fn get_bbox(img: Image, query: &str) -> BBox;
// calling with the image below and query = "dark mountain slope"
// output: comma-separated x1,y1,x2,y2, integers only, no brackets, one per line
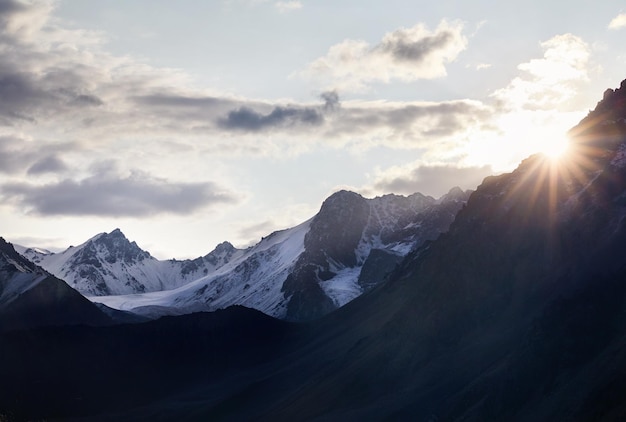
0,238,111,331
0,306,297,421
245,80,626,421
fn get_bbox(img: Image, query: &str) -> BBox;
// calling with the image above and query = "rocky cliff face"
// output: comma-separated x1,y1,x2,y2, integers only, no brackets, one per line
281,187,470,321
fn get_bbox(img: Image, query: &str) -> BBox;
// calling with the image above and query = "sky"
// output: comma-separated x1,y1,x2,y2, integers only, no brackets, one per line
1,0,625,259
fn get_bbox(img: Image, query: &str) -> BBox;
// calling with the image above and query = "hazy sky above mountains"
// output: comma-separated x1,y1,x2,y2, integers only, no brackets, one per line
1,0,625,258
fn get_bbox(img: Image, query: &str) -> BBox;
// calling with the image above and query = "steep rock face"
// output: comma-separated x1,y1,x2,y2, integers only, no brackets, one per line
304,190,371,268
0,238,111,331
281,188,471,321
281,191,370,321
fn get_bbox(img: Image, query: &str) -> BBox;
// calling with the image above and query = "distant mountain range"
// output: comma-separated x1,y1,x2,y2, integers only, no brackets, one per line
16,187,470,321
2,79,626,421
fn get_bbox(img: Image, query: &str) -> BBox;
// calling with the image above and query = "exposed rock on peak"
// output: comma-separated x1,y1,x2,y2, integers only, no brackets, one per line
306,190,370,268
281,188,471,321
89,229,151,265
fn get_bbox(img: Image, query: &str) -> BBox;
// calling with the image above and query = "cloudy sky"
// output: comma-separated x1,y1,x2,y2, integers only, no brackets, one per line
1,0,625,258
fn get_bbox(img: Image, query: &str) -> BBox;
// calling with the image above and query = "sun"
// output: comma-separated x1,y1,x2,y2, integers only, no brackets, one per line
540,135,571,159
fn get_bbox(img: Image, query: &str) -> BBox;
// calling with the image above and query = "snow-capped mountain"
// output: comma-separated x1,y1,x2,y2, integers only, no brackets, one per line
81,187,470,321
16,229,244,296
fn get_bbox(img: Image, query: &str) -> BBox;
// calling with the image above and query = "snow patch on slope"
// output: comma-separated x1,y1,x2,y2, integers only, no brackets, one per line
319,266,362,307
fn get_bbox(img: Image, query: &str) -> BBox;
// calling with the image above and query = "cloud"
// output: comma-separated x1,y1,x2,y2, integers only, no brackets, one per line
0,1,106,125
608,13,626,30
274,1,302,13
299,20,467,91
0,3,488,157
320,90,340,111
237,220,278,242
0,135,73,175
365,163,494,198
27,155,68,175
0,0,52,40
491,34,590,111
1,166,240,217
218,105,324,132
327,99,493,147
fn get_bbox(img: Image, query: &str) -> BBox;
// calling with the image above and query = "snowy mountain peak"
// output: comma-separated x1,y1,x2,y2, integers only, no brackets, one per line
85,229,152,265
210,241,236,255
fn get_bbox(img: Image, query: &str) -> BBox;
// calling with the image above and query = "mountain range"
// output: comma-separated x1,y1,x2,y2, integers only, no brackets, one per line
17,187,470,321
1,79,626,421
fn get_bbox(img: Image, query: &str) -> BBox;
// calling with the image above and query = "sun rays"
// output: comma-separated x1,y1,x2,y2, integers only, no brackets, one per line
496,128,614,261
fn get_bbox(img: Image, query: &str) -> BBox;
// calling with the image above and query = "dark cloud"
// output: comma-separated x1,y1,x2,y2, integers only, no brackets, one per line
0,0,25,18
0,71,49,120
1,170,240,217
0,0,104,123
320,90,340,111
0,136,75,175
72,94,104,107
218,105,324,132
27,155,68,175
373,164,494,198
0,68,103,122
329,100,493,143
300,21,467,89
133,94,223,108
381,31,453,63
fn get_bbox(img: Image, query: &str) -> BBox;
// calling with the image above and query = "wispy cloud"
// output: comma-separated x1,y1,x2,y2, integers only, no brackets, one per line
299,20,467,91
608,13,626,30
